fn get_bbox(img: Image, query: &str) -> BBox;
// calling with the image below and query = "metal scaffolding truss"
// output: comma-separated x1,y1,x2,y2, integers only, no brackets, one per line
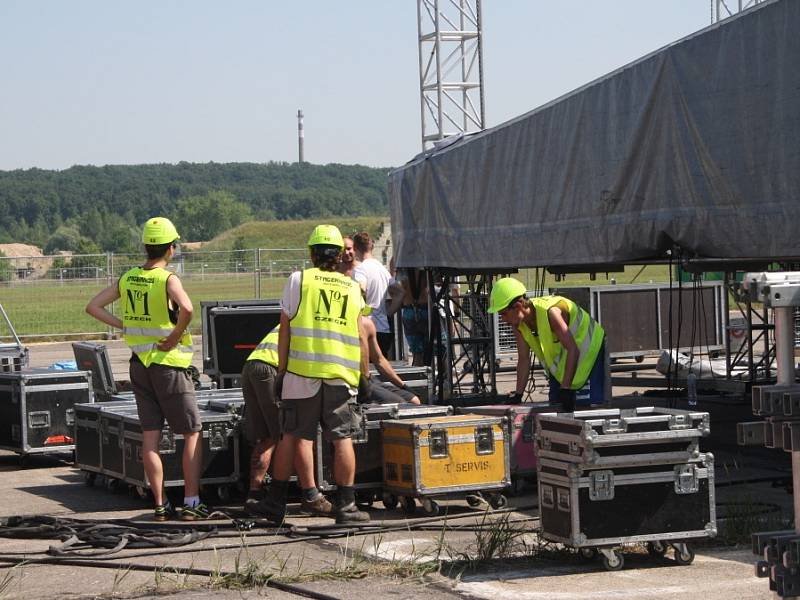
426,270,513,403
711,0,765,23
416,0,485,150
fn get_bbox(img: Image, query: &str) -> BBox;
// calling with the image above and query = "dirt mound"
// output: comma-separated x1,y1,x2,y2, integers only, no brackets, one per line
0,243,53,279
0,243,43,258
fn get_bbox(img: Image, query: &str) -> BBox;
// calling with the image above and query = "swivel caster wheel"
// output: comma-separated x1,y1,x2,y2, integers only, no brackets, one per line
401,496,416,515
84,472,97,487
421,498,439,516
672,543,695,566
578,547,598,561
489,494,507,509
646,541,668,557
466,494,483,508
382,493,398,511
599,548,624,571
134,485,150,500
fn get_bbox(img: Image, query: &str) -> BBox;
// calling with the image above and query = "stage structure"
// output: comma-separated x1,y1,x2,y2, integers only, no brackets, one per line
395,0,800,402
416,0,485,151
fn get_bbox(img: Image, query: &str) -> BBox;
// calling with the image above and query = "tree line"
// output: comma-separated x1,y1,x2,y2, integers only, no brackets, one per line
0,161,391,253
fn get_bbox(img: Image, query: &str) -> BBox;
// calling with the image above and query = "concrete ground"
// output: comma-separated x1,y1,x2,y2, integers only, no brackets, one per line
0,339,789,599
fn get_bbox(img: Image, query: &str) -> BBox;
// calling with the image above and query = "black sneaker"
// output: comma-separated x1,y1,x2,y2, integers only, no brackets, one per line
179,502,210,521
334,501,370,524
153,501,175,521
246,495,286,524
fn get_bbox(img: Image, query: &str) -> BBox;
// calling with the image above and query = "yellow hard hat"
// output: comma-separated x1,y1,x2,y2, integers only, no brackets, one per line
488,277,527,313
141,217,180,245
307,224,344,248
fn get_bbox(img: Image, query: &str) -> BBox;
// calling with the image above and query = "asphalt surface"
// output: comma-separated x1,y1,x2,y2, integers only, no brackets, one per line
0,339,788,599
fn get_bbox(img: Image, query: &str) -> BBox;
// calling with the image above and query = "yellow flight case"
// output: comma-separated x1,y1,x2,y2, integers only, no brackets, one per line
381,414,510,515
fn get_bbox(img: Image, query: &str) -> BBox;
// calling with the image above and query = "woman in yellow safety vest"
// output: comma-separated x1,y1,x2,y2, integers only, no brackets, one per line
86,216,207,521
488,277,606,412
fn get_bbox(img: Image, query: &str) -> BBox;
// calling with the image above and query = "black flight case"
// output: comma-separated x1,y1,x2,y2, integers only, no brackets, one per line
0,368,93,456
536,406,716,571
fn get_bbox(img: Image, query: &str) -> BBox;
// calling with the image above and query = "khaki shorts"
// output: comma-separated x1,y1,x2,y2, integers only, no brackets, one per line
241,359,280,443
280,384,360,441
129,359,201,434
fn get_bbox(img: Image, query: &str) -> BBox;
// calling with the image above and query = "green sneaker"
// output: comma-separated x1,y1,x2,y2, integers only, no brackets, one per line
179,502,210,521
153,501,175,521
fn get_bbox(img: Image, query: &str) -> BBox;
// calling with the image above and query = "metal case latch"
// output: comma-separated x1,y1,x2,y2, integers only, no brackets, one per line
475,426,495,455
602,419,626,434
541,484,554,509
209,425,229,451
669,414,691,430
674,464,699,494
159,430,176,454
429,429,448,458
589,470,615,501
65,408,75,426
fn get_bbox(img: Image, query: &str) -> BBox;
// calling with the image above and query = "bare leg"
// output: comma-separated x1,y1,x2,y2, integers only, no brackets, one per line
331,438,356,486
293,438,316,489
142,429,165,505
248,439,275,491
182,431,203,498
270,433,297,482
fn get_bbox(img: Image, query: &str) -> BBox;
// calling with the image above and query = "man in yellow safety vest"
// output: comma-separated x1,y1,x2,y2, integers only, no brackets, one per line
86,217,207,520
241,324,332,517
250,224,371,524
488,277,606,412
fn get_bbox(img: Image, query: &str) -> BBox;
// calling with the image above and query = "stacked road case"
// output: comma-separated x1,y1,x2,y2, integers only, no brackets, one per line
74,389,245,500
0,368,93,456
381,414,510,515
200,300,281,389
536,406,716,570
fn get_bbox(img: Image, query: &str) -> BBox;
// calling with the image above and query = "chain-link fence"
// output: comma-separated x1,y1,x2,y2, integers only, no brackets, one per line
0,245,390,341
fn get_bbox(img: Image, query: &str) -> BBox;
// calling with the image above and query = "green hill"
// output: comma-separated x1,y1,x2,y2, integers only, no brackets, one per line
199,217,387,253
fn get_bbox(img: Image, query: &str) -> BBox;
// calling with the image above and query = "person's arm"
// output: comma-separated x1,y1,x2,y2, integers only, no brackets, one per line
385,280,404,316
369,330,406,388
358,314,370,377
548,306,579,389
514,328,531,395
158,275,193,351
85,282,123,330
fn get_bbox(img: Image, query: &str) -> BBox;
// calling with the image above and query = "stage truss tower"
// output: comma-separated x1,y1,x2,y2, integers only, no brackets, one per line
416,0,485,151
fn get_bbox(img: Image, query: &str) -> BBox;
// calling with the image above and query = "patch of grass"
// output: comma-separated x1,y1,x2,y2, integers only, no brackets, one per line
714,494,791,546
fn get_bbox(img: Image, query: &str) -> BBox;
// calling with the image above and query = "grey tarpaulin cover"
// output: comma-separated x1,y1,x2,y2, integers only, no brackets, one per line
389,0,799,270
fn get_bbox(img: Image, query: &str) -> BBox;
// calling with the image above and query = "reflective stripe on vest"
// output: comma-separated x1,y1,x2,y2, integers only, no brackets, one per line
119,266,193,369
247,326,279,367
288,268,362,386
518,296,604,389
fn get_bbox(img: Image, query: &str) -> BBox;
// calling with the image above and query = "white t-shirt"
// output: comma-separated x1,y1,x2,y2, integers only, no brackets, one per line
354,257,394,333
279,270,363,399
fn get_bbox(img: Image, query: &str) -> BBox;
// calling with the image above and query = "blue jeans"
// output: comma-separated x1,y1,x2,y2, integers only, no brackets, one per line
548,340,607,407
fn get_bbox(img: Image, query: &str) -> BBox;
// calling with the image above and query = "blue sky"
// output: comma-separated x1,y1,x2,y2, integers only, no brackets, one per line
0,1,714,171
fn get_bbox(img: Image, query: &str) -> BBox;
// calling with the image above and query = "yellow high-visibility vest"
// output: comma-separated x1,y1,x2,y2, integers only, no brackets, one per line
518,296,604,389
119,266,193,368
247,326,279,367
288,268,362,386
